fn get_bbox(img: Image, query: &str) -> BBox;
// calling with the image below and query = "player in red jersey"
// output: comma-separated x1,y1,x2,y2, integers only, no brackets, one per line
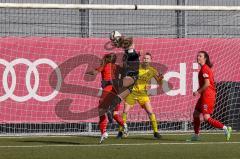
86,53,128,143
190,51,232,141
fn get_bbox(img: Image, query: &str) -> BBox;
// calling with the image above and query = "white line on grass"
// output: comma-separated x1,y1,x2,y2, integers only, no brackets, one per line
0,142,240,148
0,132,239,138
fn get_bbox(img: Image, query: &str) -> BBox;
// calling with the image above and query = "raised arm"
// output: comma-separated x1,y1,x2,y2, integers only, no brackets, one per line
85,66,103,75
153,71,164,86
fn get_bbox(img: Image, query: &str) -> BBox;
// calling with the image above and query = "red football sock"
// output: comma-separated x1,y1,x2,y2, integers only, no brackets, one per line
99,115,107,134
207,117,224,129
193,117,200,135
113,113,124,127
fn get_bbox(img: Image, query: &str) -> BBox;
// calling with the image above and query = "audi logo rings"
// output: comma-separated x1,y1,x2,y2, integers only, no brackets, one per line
0,58,62,102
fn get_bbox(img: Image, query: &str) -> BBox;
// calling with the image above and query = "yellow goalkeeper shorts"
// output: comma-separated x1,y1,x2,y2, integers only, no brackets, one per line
125,91,150,107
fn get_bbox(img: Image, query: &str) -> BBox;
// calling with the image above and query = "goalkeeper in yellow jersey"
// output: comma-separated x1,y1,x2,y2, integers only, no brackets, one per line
117,52,163,139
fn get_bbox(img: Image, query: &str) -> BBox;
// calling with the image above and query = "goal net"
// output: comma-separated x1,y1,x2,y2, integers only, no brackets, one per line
0,2,239,136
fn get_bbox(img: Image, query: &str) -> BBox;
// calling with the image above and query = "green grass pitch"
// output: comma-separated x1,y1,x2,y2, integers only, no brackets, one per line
0,133,239,159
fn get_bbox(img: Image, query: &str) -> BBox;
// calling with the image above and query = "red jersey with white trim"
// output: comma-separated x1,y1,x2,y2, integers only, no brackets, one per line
96,63,117,81
198,64,216,99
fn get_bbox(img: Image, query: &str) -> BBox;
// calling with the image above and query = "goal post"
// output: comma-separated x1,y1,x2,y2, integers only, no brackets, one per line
0,2,239,136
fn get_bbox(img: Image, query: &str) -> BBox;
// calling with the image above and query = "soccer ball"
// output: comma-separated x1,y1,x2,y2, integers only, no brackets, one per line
109,30,122,41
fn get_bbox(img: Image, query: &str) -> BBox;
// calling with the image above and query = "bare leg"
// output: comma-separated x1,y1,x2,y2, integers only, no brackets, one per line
100,76,136,120
117,76,135,99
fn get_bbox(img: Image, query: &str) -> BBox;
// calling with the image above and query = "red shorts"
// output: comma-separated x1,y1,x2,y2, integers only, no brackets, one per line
195,97,215,114
99,85,121,112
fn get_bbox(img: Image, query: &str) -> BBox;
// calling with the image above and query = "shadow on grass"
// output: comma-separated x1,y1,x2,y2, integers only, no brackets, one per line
16,135,191,145
121,136,187,142
15,136,103,145
17,140,84,145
